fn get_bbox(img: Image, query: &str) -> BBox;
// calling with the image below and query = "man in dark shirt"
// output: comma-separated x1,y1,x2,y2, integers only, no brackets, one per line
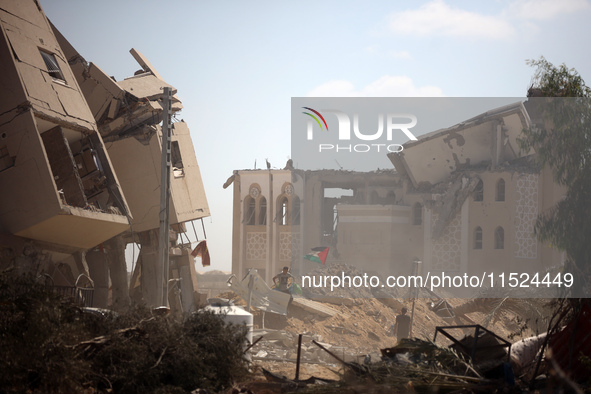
273,266,293,293
391,307,411,340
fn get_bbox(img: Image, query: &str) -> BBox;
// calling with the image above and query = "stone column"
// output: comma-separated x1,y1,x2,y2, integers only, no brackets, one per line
104,235,131,311
86,247,109,308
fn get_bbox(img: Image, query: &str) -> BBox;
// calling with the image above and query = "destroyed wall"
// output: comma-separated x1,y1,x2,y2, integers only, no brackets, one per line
0,0,130,253
106,121,209,232
229,168,429,278
391,102,531,189
297,169,429,276
50,22,212,307
390,102,565,284
51,29,210,229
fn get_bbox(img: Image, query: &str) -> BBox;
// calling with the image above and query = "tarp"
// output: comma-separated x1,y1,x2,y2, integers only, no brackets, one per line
228,269,291,315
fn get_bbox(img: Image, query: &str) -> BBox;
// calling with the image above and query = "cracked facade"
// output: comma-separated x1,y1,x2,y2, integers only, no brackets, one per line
0,0,209,310
230,102,565,291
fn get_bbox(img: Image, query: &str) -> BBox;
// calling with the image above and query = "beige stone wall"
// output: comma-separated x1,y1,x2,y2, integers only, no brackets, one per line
232,170,298,283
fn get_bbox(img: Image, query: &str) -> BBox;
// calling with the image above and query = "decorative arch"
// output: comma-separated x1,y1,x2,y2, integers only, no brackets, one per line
276,182,300,226
245,184,264,226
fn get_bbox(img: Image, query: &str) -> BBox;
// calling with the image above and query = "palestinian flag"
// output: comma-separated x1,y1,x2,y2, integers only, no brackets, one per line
304,247,329,264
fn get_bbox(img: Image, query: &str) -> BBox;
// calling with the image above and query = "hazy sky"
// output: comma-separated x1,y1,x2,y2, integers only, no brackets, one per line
42,0,591,272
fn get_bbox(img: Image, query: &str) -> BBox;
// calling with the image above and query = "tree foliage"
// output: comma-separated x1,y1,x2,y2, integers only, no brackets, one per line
526,57,591,98
0,269,249,392
519,57,591,295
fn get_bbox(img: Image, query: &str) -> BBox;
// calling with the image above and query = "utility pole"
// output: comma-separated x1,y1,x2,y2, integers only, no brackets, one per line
157,87,173,307
409,259,422,337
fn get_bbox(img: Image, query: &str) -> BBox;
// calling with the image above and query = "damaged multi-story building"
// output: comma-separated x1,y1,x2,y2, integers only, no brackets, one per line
229,101,565,291
0,0,209,311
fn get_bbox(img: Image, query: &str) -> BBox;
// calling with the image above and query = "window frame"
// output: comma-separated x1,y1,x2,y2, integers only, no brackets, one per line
473,226,483,249
473,179,484,202
494,226,504,249
495,178,505,202
39,50,66,83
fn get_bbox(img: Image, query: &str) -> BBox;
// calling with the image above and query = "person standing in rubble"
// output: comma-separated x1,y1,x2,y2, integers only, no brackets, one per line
273,266,293,294
390,307,411,341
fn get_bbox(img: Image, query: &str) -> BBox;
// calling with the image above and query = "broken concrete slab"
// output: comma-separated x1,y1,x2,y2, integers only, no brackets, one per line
129,48,165,81
291,297,338,318
118,74,177,101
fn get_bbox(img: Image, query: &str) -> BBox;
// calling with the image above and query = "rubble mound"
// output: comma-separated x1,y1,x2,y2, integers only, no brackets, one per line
300,262,403,300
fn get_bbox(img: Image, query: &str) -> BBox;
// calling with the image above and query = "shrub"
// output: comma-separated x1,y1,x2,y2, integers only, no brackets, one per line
0,269,249,392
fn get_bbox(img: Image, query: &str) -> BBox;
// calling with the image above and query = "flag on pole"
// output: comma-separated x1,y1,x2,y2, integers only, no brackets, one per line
191,240,210,267
304,246,329,264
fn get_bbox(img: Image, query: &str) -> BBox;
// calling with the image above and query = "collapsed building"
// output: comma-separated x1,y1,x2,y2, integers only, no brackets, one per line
228,102,565,291
0,0,209,310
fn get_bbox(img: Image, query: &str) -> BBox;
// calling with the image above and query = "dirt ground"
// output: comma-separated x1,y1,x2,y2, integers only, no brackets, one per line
217,289,552,384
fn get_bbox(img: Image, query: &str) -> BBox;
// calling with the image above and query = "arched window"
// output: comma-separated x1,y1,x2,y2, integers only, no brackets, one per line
496,178,505,202
258,197,267,225
278,196,289,226
473,227,483,249
413,202,422,225
244,197,255,225
291,196,301,225
494,226,504,249
474,179,483,202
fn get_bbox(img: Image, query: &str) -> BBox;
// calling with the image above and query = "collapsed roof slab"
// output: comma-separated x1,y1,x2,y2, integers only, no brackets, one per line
389,102,531,189
118,74,177,101
99,100,162,140
130,48,165,81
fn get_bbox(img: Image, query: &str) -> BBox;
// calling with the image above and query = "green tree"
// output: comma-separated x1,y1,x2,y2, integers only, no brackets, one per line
519,57,591,296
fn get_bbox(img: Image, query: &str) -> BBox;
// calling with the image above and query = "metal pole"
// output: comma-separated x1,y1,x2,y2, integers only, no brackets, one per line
410,297,416,338
295,334,303,380
409,260,421,337
157,87,173,307
247,270,254,312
